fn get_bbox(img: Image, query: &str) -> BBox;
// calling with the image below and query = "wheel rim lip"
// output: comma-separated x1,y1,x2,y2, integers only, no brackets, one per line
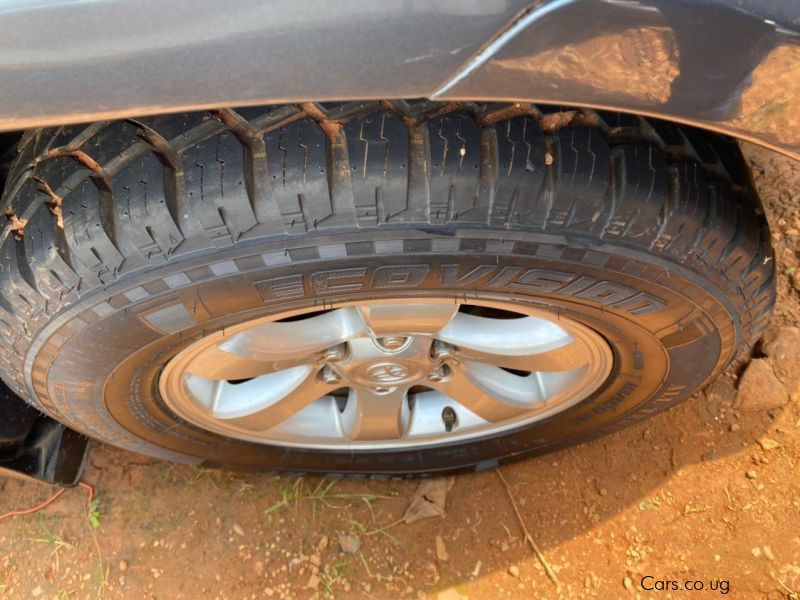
159,298,614,450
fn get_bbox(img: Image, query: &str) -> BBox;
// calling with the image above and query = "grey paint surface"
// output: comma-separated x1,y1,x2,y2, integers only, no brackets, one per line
0,0,530,127
438,0,800,160
0,0,799,159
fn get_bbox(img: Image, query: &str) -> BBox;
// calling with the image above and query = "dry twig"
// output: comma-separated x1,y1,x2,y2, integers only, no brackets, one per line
496,469,560,589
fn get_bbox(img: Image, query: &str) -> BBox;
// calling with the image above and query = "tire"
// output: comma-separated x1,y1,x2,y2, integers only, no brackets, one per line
0,101,775,475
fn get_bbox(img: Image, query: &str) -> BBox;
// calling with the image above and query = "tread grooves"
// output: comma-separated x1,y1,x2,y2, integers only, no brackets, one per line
129,120,207,249
405,124,432,223
0,100,777,423
214,108,287,237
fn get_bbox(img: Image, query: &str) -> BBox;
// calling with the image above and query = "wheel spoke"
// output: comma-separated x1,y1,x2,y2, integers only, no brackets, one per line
185,344,310,381
437,311,595,372
405,390,487,437
427,362,540,422
339,385,410,441
185,366,335,431
357,303,459,335
437,312,574,358
453,339,593,373
268,396,348,440
218,307,366,362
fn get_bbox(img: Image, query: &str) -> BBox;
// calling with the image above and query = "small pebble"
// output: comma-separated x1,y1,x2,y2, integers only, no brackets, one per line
745,470,758,479
508,565,520,578
436,536,449,562
758,437,781,451
623,576,634,590
305,573,320,591
471,561,482,577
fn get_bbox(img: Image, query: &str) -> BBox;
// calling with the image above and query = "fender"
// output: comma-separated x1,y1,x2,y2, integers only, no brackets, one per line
436,0,800,160
0,0,798,160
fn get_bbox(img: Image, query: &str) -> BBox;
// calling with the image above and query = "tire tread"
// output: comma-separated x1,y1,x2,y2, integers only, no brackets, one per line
0,102,776,400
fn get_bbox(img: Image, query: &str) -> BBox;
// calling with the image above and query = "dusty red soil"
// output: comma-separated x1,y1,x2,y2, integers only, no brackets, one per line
1,143,799,600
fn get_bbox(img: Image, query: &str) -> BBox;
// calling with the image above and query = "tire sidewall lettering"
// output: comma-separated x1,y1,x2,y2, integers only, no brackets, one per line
30,247,732,472
260,263,666,316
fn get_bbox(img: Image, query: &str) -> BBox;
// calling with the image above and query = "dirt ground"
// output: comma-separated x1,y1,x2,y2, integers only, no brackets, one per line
1,143,800,600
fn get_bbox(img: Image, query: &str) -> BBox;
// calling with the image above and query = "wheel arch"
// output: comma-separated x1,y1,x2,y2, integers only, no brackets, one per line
0,0,799,161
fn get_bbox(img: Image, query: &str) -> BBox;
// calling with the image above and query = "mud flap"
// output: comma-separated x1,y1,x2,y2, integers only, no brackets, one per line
0,382,90,486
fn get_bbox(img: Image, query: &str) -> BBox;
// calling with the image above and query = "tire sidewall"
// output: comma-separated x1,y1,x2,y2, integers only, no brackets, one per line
26,229,736,474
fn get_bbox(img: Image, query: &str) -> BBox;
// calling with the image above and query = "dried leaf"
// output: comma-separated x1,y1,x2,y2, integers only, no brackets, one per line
337,532,362,554
403,477,455,524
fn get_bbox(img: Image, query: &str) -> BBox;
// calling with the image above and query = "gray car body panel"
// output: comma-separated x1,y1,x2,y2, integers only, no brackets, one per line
0,0,799,160
0,0,532,127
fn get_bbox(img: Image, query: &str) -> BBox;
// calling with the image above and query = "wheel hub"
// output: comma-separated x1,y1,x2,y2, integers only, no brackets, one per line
335,336,437,388
159,299,613,449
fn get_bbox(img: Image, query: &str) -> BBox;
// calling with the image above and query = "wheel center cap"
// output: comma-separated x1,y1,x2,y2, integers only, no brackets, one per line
366,362,410,383
347,358,424,386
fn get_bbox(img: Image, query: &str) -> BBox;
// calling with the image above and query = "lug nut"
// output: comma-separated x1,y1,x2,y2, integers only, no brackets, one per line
428,366,446,382
321,365,341,384
375,336,410,352
431,340,454,360
323,343,347,362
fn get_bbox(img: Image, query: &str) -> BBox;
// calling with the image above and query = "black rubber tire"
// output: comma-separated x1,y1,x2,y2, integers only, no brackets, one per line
0,101,775,475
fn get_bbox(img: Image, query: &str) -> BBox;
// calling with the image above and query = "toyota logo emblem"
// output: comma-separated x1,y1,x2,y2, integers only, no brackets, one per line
366,362,410,383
